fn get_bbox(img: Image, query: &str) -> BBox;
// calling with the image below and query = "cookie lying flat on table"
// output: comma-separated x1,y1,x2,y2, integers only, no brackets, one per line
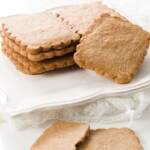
74,14,150,84
55,1,121,35
31,120,89,150
2,44,75,74
2,35,75,61
78,128,143,150
1,11,80,54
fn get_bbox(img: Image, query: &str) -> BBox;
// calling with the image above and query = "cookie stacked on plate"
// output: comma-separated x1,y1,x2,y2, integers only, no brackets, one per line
55,1,121,35
1,11,80,74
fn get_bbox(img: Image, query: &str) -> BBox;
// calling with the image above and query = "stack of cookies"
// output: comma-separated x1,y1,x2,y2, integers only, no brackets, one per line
0,2,119,75
0,1,150,83
0,11,80,74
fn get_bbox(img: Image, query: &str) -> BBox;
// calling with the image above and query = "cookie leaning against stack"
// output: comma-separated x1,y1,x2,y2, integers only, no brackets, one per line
1,11,80,74
74,14,150,83
31,121,89,150
56,1,150,83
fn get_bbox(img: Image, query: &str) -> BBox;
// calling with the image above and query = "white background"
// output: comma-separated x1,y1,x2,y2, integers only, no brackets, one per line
0,0,150,150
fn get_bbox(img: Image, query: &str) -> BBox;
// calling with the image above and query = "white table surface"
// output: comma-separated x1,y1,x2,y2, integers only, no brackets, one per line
0,0,150,150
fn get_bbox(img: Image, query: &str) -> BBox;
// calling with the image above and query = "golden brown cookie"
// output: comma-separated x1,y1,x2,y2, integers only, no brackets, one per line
1,11,80,53
78,128,143,150
2,34,76,61
55,2,121,35
31,120,89,150
74,14,150,84
2,43,75,74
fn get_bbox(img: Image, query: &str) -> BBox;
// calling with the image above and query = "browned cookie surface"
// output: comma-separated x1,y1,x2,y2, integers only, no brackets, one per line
78,128,143,150
2,34,76,61
2,43,75,74
74,14,150,83
31,120,89,150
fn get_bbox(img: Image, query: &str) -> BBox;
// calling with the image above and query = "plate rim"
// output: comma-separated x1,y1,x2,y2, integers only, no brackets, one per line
3,78,150,116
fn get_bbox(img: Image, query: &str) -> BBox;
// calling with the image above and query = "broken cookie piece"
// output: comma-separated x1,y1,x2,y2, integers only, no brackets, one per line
31,120,89,150
78,128,143,150
74,14,150,84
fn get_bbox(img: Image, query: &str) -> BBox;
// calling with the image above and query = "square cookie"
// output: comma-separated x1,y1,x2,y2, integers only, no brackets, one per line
56,2,120,35
1,11,80,53
31,121,89,150
74,14,150,83
2,34,75,61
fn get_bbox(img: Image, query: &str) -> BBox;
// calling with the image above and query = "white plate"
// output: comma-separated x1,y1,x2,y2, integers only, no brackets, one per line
0,44,150,117
0,5,150,117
